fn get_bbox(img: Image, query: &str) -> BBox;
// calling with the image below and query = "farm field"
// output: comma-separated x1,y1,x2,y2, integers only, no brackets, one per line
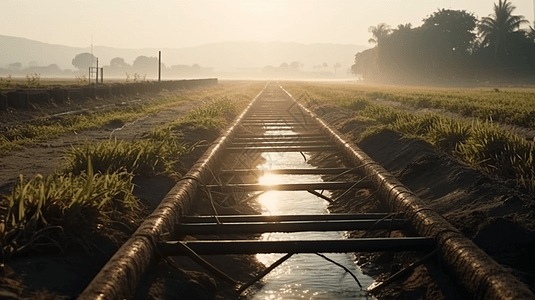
0,80,266,299
0,80,534,299
282,81,535,191
280,81,535,298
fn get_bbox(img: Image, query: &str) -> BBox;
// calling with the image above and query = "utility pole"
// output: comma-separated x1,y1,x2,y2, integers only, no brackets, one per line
158,51,161,82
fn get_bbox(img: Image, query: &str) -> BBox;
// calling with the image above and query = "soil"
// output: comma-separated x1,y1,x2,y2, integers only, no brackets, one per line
313,105,535,299
0,85,261,300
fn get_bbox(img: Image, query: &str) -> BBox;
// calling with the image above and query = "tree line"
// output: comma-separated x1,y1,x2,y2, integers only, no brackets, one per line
71,53,212,78
351,0,535,84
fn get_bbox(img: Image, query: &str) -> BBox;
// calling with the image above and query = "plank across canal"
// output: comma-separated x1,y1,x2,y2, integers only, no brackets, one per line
159,238,435,255
179,213,402,223
176,219,408,234
206,181,373,192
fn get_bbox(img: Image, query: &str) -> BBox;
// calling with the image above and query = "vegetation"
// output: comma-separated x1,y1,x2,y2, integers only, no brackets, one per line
72,53,97,71
1,159,137,260
0,82,261,155
365,87,535,129
0,75,13,88
282,82,535,191
0,81,265,259
352,0,535,83
64,138,191,177
288,82,535,129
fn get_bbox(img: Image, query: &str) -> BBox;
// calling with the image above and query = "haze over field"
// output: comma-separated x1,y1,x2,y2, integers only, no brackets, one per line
1,0,534,79
2,0,534,49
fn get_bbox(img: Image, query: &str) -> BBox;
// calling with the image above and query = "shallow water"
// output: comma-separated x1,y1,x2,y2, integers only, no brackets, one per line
251,151,375,300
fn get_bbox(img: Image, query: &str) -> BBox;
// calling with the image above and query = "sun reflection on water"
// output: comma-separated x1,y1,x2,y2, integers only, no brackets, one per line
258,174,281,185
251,152,374,299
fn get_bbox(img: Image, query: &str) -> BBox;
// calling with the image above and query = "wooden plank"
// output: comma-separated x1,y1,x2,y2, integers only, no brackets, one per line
176,219,408,234
158,238,436,255
206,181,372,192
226,145,338,152
217,168,352,176
179,213,400,223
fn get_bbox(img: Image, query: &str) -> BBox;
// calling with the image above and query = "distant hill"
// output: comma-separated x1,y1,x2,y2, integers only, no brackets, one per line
0,34,368,73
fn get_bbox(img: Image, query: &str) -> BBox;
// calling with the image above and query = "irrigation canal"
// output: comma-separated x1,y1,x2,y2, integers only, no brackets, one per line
78,83,534,299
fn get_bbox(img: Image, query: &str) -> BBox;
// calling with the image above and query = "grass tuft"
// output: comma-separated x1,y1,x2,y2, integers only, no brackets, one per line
1,157,136,260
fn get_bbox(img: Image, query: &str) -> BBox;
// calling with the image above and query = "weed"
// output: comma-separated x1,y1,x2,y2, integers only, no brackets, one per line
75,74,87,85
25,73,41,87
133,73,146,83
0,75,13,88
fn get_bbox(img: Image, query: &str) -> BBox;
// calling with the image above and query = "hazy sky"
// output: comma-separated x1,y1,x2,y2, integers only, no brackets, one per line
2,0,534,49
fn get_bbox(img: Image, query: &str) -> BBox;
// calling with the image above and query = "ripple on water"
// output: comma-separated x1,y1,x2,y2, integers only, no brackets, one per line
251,152,375,300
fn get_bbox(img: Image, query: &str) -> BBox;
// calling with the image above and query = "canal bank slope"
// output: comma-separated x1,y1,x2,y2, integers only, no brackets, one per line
315,106,535,299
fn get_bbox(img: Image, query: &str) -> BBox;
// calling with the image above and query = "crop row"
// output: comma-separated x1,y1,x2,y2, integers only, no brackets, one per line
0,81,251,155
282,82,535,192
0,79,217,111
286,82,535,129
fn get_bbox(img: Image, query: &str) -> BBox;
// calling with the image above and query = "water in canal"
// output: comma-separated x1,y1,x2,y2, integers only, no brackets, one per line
251,150,375,300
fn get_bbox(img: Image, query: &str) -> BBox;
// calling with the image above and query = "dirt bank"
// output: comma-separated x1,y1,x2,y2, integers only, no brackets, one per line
315,106,535,299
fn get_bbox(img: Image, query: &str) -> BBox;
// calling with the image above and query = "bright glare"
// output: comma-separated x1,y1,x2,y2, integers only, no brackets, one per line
257,191,280,214
258,174,282,185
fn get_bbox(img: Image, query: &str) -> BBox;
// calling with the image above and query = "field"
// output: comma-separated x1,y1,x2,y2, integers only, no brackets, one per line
0,80,266,298
279,81,535,298
0,80,534,298
282,82,535,191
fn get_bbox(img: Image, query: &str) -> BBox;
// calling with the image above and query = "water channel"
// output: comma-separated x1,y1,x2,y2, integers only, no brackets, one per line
250,149,375,300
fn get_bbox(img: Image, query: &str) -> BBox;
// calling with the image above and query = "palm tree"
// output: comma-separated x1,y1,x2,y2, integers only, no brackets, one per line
396,23,412,32
529,22,535,40
368,23,391,45
478,0,529,59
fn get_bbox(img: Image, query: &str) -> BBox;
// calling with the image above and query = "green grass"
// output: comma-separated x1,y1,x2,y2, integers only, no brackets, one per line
283,82,535,129
0,82,264,155
0,81,266,260
282,82,535,191
63,138,191,177
1,158,136,260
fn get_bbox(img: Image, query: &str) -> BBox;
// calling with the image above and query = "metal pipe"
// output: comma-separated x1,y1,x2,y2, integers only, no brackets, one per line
174,241,238,288
368,250,438,293
237,253,294,294
307,189,334,203
280,85,535,300
78,83,268,300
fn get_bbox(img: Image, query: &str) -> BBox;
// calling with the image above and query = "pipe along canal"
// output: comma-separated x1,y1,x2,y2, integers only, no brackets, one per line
79,83,534,300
